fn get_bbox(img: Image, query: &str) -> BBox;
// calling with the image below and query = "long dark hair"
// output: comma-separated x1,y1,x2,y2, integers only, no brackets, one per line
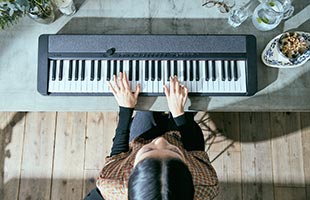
128,158,194,200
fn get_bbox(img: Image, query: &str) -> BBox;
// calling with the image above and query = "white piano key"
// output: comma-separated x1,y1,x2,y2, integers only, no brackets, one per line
48,60,55,92
191,61,197,92
102,60,109,93
131,61,137,92
237,60,247,92
81,60,90,92
158,61,164,93
91,61,97,92
215,60,222,92
152,61,158,93
178,60,185,83
147,60,153,93
60,60,69,92
197,60,205,92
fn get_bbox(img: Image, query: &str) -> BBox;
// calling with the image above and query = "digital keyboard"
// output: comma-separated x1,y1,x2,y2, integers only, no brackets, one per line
37,34,257,96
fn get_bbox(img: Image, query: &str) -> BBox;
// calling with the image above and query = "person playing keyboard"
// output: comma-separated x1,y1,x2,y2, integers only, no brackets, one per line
84,72,219,200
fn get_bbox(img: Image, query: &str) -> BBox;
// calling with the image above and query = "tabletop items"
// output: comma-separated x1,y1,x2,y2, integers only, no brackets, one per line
203,0,294,31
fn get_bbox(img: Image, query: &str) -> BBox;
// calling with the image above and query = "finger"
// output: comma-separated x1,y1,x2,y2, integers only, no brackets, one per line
164,84,170,97
118,72,125,91
175,78,180,94
184,86,188,99
113,75,120,91
108,82,117,96
170,76,175,93
123,71,130,90
134,84,141,99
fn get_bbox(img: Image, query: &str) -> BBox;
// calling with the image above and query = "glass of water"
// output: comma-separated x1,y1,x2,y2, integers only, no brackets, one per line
252,0,294,31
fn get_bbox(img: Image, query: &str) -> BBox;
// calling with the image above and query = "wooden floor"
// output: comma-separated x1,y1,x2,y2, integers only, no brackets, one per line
0,112,309,200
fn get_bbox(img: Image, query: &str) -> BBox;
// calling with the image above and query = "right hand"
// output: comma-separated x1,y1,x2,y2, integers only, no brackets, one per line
163,76,188,118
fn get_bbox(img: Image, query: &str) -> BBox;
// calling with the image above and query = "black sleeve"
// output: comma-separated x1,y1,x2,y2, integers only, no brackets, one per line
173,113,205,151
110,106,134,156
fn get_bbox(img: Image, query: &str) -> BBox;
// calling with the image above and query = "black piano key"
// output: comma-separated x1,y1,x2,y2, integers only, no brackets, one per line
81,60,85,81
205,61,209,81
189,60,194,81
167,60,171,81
145,61,149,81
129,60,133,81
59,60,63,81
212,60,216,81
195,60,200,81
120,60,123,72
75,60,79,81
68,60,73,81
157,61,161,81
91,60,95,81
221,61,226,81
227,61,232,81
173,60,178,76
113,60,117,76
183,60,187,81
151,60,155,81
107,60,111,81
97,61,102,81
135,60,140,81
233,60,238,81
52,60,57,81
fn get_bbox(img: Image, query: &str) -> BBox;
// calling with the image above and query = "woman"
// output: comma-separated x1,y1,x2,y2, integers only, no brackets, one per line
84,72,218,200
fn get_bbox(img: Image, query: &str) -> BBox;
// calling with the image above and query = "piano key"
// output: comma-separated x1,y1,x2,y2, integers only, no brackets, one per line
123,60,130,75
113,60,117,76
141,61,148,93
97,60,102,81
145,60,149,81
233,60,238,81
48,60,55,92
214,61,221,91
59,60,63,81
189,60,194,81
198,60,205,92
75,60,80,81
237,60,247,92
147,60,153,92
129,60,133,81
166,60,171,81
205,60,209,81
227,60,232,81
106,60,111,81
120,60,123,72
183,60,187,81
81,60,86,81
52,60,57,81
185,61,191,90
157,61,162,81
91,60,95,81
178,60,185,82
191,60,197,92
131,62,136,91
68,60,73,81
62,60,69,92
151,60,156,81
135,60,140,81
173,60,178,76
153,61,159,93
211,60,216,81
102,60,109,92
195,60,200,81
221,60,226,81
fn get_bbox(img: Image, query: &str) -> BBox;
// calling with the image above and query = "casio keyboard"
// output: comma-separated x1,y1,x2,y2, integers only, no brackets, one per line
37,34,257,96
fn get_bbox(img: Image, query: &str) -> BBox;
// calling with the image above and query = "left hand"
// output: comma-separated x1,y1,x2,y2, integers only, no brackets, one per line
108,72,140,108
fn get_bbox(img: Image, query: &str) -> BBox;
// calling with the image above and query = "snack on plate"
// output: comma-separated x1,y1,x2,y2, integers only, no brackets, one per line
278,32,308,59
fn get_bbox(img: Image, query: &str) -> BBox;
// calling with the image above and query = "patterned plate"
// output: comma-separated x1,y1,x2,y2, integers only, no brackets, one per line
261,31,310,68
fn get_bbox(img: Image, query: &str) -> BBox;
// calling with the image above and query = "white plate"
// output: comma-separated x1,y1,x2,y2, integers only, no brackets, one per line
261,31,310,68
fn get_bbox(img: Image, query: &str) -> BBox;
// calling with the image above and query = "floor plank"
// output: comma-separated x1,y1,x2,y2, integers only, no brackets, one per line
274,186,307,200
270,112,305,187
240,112,274,200
19,112,57,200
300,112,310,199
84,112,117,170
51,113,87,200
0,112,25,200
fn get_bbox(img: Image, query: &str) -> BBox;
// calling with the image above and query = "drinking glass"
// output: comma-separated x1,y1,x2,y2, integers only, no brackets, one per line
252,0,294,31
53,0,76,16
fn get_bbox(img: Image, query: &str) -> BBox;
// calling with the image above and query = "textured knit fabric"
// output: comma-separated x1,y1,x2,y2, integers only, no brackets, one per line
96,131,219,200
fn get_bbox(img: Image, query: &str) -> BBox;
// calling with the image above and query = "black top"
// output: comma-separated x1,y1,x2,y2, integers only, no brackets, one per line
110,107,204,156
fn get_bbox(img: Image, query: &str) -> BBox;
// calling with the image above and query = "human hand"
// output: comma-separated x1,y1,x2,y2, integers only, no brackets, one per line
108,72,140,108
163,76,188,118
